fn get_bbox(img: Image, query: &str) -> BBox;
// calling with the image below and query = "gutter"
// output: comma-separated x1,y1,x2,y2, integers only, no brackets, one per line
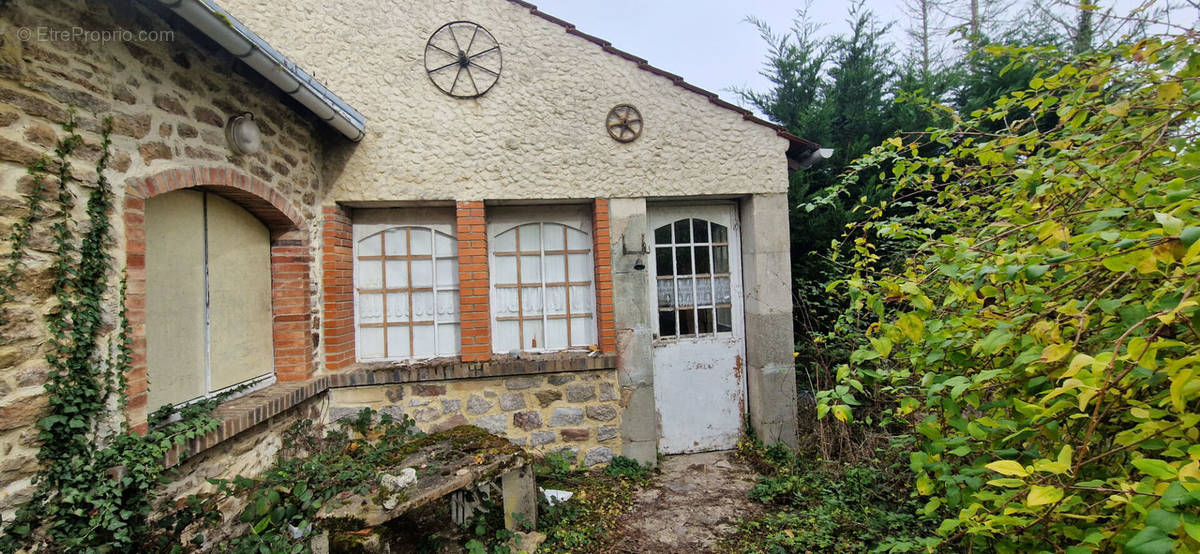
157,0,367,142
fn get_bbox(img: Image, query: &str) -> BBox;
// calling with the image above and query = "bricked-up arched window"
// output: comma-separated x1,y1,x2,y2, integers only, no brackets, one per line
144,190,274,411
353,209,460,360
488,206,596,353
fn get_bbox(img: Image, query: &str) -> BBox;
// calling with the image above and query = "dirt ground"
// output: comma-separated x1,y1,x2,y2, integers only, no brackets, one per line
604,450,764,553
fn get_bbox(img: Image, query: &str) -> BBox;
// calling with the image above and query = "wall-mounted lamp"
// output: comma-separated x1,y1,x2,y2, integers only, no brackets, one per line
621,233,648,271
225,112,262,155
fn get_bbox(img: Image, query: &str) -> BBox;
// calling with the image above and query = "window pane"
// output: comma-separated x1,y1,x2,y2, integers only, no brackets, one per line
409,228,432,255
567,253,589,281
386,326,410,358
712,223,728,243
658,310,676,336
566,227,590,249
412,324,435,357
521,286,543,316
692,219,709,242
359,233,382,256
384,229,406,255
698,308,714,334
654,224,672,245
571,316,592,346
494,255,518,285
676,277,694,307
519,255,541,282
436,259,458,287
544,286,567,315
437,324,460,356
384,260,407,288
436,291,459,320
411,291,435,319
523,319,544,350
674,219,691,243
360,327,385,359
358,293,384,324
675,246,692,275
544,254,566,282
569,285,592,312
357,260,383,289
657,279,675,309
518,224,541,250
494,229,517,252
655,247,673,276
496,320,520,352
678,308,696,335
713,245,729,273
715,277,732,304
694,246,711,275
411,259,434,288
695,277,712,306
716,307,732,332
544,225,565,250
386,293,409,320
545,318,568,349
434,232,456,256
494,287,519,316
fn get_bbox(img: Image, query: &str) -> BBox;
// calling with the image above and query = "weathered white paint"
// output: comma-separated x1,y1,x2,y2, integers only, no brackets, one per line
649,204,746,454
216,0,791,201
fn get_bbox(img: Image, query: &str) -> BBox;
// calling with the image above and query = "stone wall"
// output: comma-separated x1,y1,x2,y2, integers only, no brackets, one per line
0,0,328,517
328,370,622,467
218,0,792,202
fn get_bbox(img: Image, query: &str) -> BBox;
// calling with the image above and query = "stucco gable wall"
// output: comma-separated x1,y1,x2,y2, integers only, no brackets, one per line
217,0,789,201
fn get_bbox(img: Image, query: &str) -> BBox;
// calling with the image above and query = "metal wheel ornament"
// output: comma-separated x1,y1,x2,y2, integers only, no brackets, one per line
424,21,502,98
606,104,643,143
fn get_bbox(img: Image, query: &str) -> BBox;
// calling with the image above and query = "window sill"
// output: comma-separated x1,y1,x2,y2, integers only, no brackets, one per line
162,376,330,468
329,351,617,388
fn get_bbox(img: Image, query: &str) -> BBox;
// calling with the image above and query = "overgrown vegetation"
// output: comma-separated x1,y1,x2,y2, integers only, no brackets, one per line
533,454,652,553
819,29,1200,552
149,408,427,553
724,439,935,553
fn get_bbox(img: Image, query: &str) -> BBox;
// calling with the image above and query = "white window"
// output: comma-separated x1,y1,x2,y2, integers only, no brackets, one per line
488,206,596,352
354,209,460,361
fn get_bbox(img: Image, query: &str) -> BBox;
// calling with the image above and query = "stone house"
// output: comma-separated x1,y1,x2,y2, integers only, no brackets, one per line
0,0,816,516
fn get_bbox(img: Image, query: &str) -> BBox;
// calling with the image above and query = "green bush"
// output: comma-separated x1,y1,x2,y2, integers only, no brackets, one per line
822,32,1200,552
603,456,649,480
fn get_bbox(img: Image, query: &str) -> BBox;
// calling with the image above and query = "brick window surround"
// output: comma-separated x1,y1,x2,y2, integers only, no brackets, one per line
124,167,313,432
320,200,617,368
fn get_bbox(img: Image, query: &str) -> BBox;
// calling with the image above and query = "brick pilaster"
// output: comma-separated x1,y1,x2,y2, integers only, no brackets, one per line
272,229,314,381
457,201,491,361
322,206,355,370
593,199,616,353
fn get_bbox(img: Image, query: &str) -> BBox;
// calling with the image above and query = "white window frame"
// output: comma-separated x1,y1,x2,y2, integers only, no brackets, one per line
487,205,597,353
353,208,460,361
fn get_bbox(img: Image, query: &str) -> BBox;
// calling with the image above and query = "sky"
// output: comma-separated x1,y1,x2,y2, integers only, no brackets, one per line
528,0,920,110
527,0,1187,114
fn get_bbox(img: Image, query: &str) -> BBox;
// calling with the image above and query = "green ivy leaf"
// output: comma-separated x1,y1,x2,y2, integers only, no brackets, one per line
1124,526,1174,554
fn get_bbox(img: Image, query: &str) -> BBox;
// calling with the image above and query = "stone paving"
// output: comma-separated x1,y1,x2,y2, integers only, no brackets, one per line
605,450,764,553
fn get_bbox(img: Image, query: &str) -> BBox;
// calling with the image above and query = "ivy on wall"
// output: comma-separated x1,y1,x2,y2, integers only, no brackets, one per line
0,116,219,553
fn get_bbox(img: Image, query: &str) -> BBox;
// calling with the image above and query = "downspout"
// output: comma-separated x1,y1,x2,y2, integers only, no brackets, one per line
158,0,366,142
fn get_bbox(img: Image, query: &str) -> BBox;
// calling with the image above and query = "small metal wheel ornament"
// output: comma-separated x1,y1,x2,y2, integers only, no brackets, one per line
424,21,502,98
606,104,643,143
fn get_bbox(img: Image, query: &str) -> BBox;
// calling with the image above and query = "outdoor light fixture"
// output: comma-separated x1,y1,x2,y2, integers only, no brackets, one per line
225,112,262,155
621,233,648,271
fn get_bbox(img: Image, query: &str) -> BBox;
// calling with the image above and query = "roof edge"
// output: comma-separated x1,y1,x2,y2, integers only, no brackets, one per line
506,1,820,154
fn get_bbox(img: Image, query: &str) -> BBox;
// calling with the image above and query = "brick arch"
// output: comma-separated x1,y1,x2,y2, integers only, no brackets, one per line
123,167,313,432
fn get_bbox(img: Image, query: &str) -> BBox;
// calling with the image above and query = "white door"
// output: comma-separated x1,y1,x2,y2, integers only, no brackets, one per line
649,204,746,454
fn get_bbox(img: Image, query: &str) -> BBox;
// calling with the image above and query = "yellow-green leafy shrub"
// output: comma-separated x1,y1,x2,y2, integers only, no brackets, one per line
823,31,1200,552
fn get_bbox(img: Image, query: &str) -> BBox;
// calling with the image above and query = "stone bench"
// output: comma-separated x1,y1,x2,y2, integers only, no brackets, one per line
310,425,537,553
